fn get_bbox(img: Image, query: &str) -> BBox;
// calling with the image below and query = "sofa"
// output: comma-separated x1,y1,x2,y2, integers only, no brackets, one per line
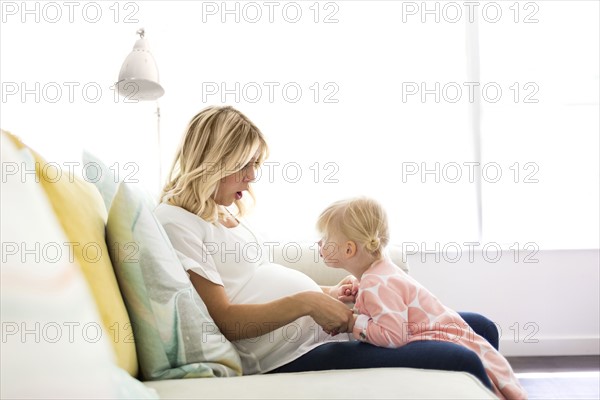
0,130,496,399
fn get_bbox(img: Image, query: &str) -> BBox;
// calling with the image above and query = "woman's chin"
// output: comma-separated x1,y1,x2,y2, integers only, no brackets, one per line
215,198,234,207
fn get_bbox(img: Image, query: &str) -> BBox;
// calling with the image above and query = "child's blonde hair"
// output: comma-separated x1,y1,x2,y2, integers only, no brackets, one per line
161,105,269,223
317,197,390,259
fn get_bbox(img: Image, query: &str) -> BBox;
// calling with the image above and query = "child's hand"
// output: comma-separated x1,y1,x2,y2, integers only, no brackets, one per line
335,275,359,303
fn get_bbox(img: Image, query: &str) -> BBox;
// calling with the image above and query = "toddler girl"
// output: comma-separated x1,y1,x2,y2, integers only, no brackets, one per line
317,197,527,400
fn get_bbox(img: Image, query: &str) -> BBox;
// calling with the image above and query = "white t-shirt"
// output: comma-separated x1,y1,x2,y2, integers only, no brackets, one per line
154,203,348,374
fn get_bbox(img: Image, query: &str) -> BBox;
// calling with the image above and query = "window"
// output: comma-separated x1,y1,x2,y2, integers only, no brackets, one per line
479,1,599,249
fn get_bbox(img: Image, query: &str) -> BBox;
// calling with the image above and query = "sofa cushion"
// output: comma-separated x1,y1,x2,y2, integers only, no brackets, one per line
0,131,157,399
4,131,138,376
144,367,496,399
106,182,243,380
271,243,410,286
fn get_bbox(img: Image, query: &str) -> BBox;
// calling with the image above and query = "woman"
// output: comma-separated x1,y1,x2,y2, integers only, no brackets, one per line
154,105,497,389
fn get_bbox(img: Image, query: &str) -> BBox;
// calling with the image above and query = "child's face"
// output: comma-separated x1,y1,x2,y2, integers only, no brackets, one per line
318,233,346,268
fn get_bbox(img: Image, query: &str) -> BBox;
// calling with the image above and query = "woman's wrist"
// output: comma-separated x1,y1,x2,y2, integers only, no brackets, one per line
291,291,319,317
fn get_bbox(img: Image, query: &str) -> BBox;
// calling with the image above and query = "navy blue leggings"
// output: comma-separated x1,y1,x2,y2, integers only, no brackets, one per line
460,311,499,351
269,312,498,390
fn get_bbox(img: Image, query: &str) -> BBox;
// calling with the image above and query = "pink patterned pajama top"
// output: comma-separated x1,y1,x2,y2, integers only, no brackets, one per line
352,258,527,399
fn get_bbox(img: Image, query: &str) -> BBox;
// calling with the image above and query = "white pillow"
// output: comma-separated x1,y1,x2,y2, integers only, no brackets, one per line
0,131,158,399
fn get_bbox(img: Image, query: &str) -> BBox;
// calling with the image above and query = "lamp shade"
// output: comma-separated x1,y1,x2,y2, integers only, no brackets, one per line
117,32,164,101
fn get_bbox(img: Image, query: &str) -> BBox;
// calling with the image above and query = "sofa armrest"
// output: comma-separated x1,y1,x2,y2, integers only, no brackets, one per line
271,243,409,286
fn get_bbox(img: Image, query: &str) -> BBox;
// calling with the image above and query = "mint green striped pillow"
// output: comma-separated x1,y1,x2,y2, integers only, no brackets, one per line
106,182,242,380
81,150,118,212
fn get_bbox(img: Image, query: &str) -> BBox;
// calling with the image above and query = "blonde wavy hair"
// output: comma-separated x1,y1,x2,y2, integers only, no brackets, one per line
161,106,269,223
317,197,390,259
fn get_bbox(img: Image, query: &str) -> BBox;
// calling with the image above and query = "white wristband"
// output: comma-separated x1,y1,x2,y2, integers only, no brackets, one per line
353,314,370,341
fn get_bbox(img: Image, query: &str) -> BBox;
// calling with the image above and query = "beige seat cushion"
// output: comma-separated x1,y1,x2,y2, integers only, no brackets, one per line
144,368,496,399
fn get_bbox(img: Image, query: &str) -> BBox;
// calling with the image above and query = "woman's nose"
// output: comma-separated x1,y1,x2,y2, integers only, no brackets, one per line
243,166,256,182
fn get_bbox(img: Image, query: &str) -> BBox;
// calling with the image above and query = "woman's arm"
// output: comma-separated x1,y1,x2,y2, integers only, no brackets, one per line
189,271,354,341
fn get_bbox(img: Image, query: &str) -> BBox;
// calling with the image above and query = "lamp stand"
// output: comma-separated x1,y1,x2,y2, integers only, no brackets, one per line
155,101,162,195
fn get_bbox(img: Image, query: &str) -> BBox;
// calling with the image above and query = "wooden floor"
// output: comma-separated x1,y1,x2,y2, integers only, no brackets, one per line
506,356,600,399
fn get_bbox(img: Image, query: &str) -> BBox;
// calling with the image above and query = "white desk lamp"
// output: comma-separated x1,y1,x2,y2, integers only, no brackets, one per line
117,28,164,101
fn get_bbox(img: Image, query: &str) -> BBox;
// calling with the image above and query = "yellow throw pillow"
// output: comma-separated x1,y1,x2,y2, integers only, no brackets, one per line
3,131,138,376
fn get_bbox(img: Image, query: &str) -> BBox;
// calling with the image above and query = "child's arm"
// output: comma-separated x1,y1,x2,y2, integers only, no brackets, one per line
321,275,359,302
352,279,411,348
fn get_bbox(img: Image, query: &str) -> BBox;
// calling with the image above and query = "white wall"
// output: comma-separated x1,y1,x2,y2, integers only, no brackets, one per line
407,249,600,356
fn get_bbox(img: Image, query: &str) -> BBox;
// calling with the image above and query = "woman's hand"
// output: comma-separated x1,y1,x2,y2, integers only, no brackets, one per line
300,291,354,335
330,275,359,303
191,271,356,340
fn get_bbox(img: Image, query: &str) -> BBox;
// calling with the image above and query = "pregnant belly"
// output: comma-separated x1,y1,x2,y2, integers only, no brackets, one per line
228,263,332,374
231,262,322,304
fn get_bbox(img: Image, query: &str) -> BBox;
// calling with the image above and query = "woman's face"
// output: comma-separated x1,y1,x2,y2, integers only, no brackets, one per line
213,157,258,206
